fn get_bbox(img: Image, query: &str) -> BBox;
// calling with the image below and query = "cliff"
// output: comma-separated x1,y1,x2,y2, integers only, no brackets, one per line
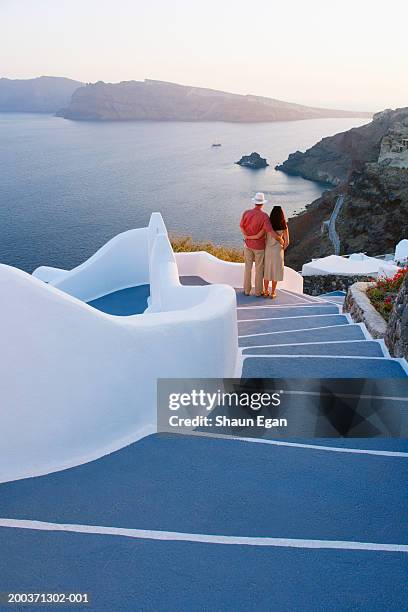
385,272,408,359
0,76,83,113
56,79,372,122
336,164,408,255
276,108,408,185
284,108,408,270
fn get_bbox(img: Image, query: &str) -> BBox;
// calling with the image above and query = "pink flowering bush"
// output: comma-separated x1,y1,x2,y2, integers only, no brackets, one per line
367,267,408,321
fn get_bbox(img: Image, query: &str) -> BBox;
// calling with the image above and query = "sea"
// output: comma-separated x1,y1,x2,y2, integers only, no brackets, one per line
0,113,369,272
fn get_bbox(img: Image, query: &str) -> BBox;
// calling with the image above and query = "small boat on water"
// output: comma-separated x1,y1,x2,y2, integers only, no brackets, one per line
212,143,222,147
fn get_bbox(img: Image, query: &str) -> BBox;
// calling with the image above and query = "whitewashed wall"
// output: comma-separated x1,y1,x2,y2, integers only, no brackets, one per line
176,251,304,293
0,215,238,483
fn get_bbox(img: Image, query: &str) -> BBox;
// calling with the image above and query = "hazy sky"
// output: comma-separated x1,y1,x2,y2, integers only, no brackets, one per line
1,0,407,111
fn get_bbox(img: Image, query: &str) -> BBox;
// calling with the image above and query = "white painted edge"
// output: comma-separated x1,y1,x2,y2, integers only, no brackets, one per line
238,323,356,339
0,518,406,552
190,431,408,458
237,303,337,311
376,341,408,374
242,353,407,375
242,339,380,349
358,322,373,341
234,348,244,378
378,339,391,358
397,357,408,376
259,389,407,402
238,313,348,323
242,354,393,361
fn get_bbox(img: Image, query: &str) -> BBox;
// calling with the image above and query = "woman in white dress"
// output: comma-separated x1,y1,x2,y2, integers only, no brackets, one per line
245,206,289,298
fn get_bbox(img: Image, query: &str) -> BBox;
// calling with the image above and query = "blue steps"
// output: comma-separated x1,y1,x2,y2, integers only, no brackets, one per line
1,434,407,611
239,314,350,336
242,356,407,378
237,305,339,319
1,434,406,544
242,340,384,357
239,324,366,347
238,287,406,378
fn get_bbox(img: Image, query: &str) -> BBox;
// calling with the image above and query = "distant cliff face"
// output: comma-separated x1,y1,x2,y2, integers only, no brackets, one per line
0,76,83,113
284,108,408,270
56,79,371,122
276,107,408,185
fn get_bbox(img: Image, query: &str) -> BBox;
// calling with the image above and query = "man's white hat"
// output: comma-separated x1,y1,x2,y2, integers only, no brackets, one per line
252,192,268,205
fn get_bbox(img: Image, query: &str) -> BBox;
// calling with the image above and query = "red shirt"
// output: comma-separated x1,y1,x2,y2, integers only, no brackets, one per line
240,207,273,250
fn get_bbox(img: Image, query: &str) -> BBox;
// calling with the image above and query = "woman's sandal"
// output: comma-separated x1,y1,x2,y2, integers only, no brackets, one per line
261,291,270,297
270,292,277,299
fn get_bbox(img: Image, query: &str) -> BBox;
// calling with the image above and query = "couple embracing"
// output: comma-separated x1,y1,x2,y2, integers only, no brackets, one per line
240,192,289,298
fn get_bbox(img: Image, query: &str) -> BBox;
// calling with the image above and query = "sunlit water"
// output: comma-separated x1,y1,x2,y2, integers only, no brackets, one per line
0,113,368,272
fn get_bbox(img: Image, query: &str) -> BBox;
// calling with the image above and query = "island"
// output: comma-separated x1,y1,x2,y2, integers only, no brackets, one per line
0,76,83,113
236,152,268,169
56,79,372,123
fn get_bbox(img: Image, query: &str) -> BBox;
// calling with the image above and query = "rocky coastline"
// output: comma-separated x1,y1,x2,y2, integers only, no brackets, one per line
275,108,407,184
282,107,408,270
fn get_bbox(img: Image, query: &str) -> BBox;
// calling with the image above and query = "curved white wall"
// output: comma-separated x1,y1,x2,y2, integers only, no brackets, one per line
175,251,304,294
0,263,237,483
32,214,170,304
34,227,149,303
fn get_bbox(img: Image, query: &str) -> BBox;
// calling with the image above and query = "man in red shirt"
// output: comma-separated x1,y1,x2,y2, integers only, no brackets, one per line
240,193,284,296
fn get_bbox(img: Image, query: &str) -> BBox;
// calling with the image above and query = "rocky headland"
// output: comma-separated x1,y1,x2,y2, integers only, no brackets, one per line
0,76,83,113
282,108,408,270
56,79,372,122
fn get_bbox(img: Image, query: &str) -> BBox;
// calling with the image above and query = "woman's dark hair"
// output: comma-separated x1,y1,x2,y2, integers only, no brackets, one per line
270,206,287,231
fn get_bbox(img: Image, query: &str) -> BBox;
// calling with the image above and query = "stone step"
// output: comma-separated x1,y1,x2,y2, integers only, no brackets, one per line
237,305,339,320
239,324,366,347
238,314,349,336
242,340,384,358
242,356,407,378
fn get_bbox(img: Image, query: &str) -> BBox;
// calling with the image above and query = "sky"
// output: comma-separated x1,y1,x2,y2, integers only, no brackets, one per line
1,0,407,112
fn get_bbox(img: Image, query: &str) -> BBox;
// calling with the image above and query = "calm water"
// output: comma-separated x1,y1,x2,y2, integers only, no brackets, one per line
0,113,368,272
